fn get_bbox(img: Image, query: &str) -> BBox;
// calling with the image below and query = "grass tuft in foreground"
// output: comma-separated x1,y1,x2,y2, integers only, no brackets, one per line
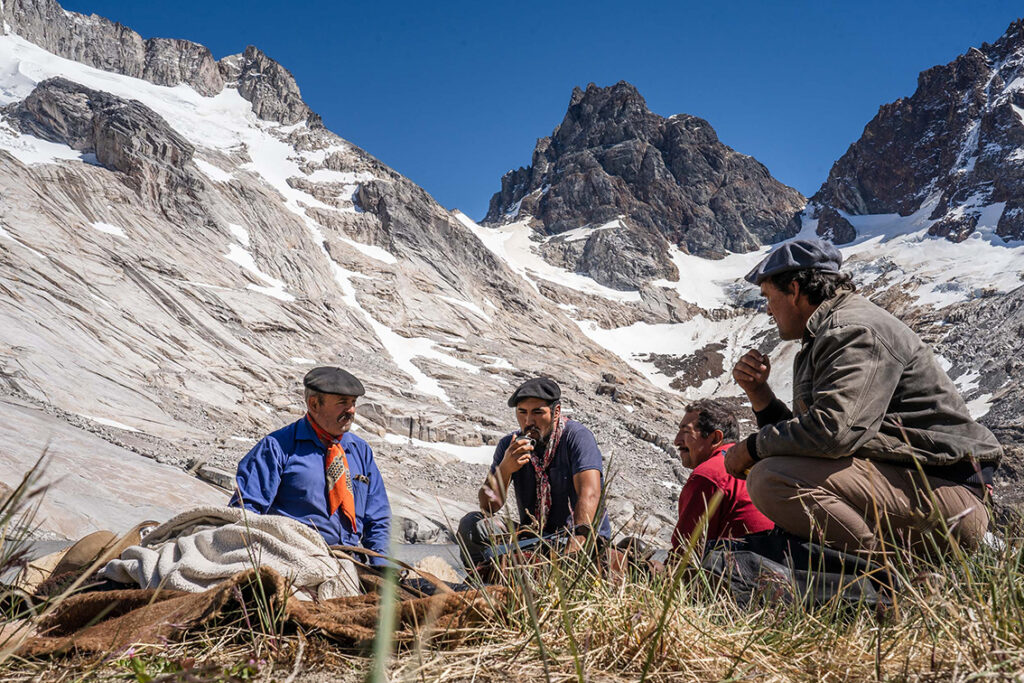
3,472,1024,681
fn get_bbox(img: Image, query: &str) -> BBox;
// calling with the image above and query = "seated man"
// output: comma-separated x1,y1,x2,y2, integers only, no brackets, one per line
457,377,611,568
670,399,773,555
230,366,391,566
725,239,1002,556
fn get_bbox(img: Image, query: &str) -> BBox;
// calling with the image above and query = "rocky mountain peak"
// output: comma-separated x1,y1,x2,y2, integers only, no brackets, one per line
554,81,662,151
0,0,316,126
226,46,316,127
484,81,805,290
812,17,1024,244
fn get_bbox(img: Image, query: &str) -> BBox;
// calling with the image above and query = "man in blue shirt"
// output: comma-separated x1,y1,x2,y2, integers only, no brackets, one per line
229,367,391,566
456,377,611,568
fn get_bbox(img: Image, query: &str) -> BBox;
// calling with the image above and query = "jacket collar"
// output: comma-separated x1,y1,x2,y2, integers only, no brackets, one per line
804,290,854,340
296,416,322,446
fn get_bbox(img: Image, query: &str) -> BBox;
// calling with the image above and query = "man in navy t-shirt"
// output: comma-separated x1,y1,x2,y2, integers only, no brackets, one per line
456,377,611,568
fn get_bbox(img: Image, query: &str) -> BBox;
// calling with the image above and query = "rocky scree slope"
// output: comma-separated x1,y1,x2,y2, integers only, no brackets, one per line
485,81,806,290
0,0,688,544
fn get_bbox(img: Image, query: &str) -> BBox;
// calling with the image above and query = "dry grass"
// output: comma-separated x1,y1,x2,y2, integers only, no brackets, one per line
2,471,1024,682
5,534,1022,682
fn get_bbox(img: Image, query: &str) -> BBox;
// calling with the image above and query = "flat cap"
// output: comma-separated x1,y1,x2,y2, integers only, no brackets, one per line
744,239,843,285
508,377,561,407
303,366,365,397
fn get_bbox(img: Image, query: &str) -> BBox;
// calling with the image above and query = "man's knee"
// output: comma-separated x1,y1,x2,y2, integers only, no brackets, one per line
746,457,796,515
456,511,486,545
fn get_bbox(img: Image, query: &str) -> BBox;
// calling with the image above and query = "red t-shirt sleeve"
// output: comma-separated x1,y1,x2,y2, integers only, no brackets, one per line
670,473,723,553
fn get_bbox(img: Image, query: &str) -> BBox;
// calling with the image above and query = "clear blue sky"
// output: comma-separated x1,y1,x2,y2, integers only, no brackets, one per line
61,0,1024,220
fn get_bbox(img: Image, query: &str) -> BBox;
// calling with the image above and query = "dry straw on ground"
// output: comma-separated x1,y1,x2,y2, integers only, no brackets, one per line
2,462,1023,681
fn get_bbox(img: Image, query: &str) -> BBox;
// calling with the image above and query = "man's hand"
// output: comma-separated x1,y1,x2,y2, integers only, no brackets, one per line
499,437,534,474
724,440,755,480
733,349,774,411
566,535,588,554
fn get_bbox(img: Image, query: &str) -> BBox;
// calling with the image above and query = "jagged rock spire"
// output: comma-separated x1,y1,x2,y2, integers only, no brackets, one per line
484,81,805,288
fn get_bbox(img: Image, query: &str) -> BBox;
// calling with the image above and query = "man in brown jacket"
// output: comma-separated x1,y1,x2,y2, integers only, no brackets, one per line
725,239,1001,555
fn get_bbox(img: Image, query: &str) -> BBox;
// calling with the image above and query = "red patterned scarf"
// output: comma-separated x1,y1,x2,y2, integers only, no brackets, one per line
530,410,568,528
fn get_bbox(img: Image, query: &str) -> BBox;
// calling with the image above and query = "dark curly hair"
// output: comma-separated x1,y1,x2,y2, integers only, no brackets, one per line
767,269,856,306
684,399,739,442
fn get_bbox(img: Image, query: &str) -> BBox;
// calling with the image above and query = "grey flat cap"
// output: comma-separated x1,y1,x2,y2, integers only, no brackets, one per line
303,367,365,396
744,239,843,285
508,377,561,407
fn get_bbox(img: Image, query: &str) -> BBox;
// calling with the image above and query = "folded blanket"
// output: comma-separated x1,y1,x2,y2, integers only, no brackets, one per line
99,506,360,600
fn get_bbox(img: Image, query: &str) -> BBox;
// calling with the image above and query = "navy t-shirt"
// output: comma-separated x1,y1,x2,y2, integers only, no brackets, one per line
489,420,612,538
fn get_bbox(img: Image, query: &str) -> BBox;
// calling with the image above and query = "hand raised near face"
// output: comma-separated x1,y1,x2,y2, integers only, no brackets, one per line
733,349,770,392
500,436,534,473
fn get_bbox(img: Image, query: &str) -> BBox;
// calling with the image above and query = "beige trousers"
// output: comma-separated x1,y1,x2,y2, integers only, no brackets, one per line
746,456,989,555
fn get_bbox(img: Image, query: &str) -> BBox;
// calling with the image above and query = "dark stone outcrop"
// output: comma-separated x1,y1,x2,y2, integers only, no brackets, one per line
815,206,857,244
4,77,197,197
221,46,317,127
813,19,1024,243
485,82,805,289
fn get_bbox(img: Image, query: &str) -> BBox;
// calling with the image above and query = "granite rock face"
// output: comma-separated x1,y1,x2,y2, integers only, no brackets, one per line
226,46,317,126
813,19,1024,243
5,77,198,201
1,0,315,127
485,82,806,289
2,0,224,96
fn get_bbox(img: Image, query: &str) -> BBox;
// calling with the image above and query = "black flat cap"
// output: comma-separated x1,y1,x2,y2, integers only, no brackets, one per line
744,238,843,285
303,367,365,396
508,377,561,407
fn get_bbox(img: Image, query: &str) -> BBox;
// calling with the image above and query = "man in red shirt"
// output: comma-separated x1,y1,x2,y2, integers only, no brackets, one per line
671,399,773,555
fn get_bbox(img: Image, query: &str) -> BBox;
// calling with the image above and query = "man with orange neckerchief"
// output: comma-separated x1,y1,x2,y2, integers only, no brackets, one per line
230,367,391,566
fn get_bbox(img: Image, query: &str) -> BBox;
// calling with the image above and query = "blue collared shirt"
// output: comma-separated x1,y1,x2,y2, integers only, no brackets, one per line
229,417,391,566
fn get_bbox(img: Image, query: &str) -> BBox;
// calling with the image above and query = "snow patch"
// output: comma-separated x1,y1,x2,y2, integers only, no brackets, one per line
223,243,296,302
304,169,375,184
550,218,623,243
574,313,775,397
194,158,234,183
226,223,250,248
339,237,397,264
0,119,96,165
454,212,641,303
965,393,994,419
805,200,1024,308
80,414,140,432
301,219,471,404
91,221,126,237
383,433,495,465
652,243,770,309
290,357,317,365
439,295,492,322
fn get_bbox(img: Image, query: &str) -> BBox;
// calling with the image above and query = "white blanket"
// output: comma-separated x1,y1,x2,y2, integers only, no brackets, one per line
99,506,361,600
